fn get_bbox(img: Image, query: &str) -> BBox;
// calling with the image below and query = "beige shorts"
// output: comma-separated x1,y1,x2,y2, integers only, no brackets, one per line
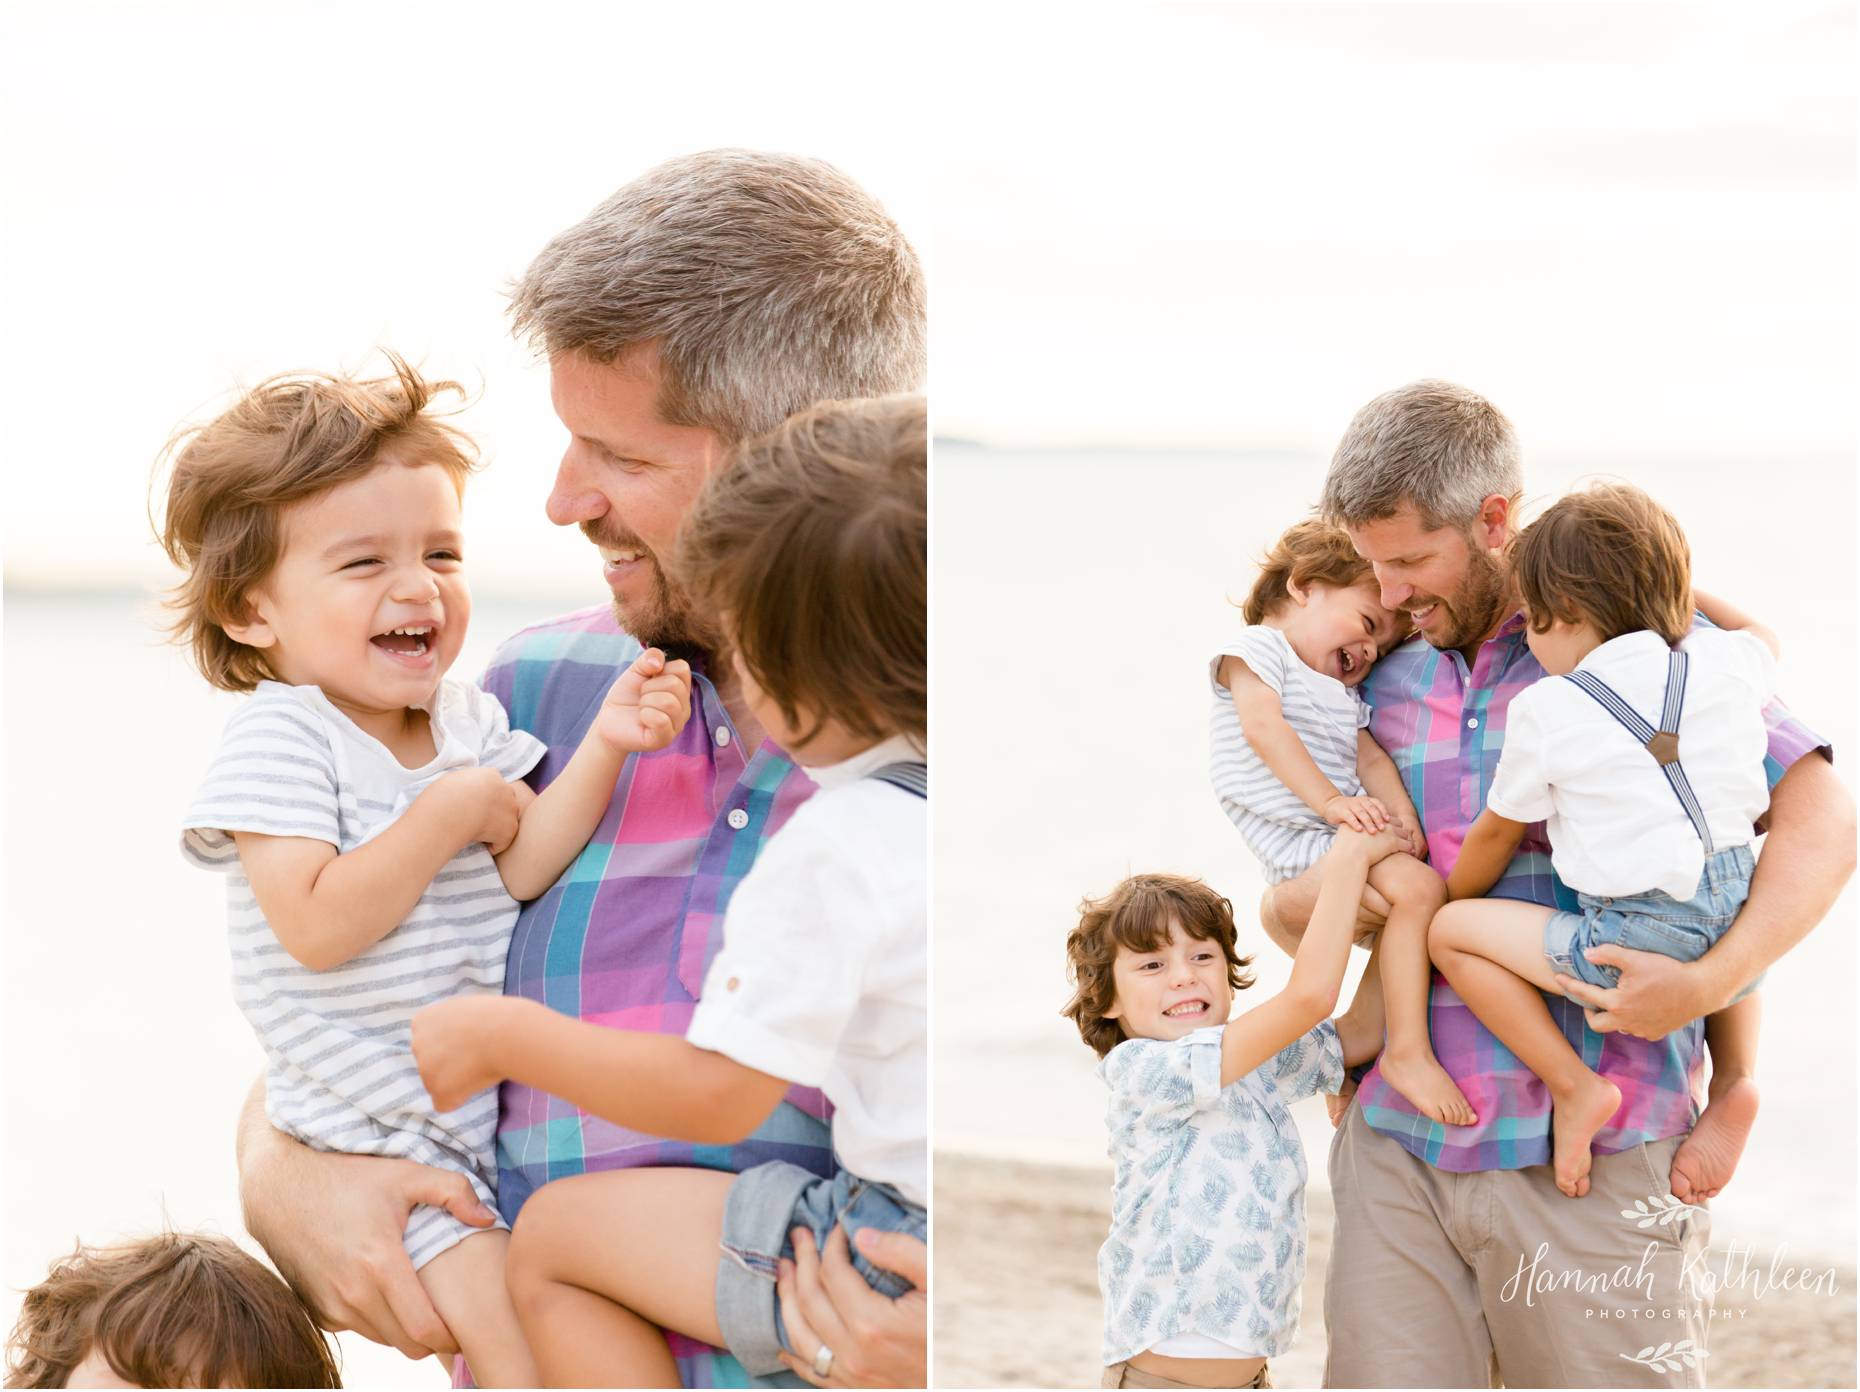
1101,1360,1271,1388
1323,1102,1711,1388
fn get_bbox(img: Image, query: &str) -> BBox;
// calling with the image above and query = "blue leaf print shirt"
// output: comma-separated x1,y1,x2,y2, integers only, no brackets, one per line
1097,1020,1343,1366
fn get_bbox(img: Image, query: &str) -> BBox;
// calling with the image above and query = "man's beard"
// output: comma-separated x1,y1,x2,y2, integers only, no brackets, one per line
583,522,710,653
1415,542,1512,652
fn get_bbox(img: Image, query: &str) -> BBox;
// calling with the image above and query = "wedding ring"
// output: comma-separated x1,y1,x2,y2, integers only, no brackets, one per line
812,1343,835,1378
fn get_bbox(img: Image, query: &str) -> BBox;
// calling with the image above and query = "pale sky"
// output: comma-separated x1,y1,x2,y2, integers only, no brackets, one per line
0,0,929,592
933,1,1854,452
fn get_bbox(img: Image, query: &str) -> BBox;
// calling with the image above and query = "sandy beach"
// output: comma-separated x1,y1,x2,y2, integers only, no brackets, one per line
934,1152,1857,1390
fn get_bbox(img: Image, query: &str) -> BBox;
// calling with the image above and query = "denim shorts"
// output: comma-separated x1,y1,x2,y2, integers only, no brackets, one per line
1544,843,1761,1004
715,1160,928,1378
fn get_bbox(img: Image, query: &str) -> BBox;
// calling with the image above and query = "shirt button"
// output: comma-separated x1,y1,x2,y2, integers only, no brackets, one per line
1467,717,1480,729
727,808,749,831
715,726,732,748
726,976,740,992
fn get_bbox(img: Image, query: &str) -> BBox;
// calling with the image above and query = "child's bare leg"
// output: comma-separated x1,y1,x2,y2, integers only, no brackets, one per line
1329,944,1386,1126
1670,992,1761,1203
508,1167,735,1388
1430,899,1621,1198
417,1229,537,1388
1365,853,1476,1126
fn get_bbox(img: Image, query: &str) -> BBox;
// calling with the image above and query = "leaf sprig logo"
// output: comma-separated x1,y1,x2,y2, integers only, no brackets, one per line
1621,1193,1707,1229
1619,1338,1708,1374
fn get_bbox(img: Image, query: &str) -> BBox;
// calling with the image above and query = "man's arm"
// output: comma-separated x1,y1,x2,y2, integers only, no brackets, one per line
236,1075,494,1360
1557,753,1854,1036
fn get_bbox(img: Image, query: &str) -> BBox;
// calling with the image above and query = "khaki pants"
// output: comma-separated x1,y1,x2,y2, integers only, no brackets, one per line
1323,1104,1711,1388
1102,1360,1272,1388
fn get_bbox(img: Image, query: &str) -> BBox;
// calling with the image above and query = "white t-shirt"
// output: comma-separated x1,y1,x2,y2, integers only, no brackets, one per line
1209,625,1373,884
686,734,926,1206
1486,628,1775,900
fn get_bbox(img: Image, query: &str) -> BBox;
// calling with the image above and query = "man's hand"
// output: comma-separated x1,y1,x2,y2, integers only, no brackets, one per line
411,995,531,1112
775,1226,927,1388
244,1144,494,1360
1323,794,1391,834
1553,945,1715,1040
593,648,694,756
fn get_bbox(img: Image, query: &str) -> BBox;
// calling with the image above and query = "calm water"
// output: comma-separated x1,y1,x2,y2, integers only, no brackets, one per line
2,590,586,1386
933,445,1857,1264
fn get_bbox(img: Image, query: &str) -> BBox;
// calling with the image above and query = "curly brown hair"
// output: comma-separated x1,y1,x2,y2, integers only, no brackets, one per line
1510,482,1693,646
5,1231,341,1388
152,352,478,693
1062,873,1257,1058
1240,519,1376,624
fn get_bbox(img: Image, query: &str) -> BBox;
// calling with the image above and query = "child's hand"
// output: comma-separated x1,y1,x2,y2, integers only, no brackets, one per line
1324,793,1391,834
432,767,525,856
593,648,695,756
1393,812,1427,861
411,995,530,1113
1326,1077,1359,1128
1333,823,1409,867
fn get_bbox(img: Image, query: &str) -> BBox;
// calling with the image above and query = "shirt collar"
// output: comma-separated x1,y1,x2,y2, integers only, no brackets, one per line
1574,628,1669,677
802,732,924,792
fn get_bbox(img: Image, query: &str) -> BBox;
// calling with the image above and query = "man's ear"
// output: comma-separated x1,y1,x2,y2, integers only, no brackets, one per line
1475,493,1513,552
221,592,278,651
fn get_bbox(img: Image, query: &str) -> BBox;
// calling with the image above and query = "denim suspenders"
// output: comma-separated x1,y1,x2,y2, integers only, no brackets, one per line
1562,650,1714,853
867,760,928,799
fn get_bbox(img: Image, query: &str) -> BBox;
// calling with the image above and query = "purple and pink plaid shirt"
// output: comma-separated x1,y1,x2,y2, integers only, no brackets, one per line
479,605,827,1387
1354,610,1825,1171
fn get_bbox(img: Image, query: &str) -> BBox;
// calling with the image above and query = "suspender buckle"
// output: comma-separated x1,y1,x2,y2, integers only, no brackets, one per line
1645,731,1681,765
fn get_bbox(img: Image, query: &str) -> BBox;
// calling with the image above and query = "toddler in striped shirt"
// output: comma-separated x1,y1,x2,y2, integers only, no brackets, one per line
1210,519,1477,1127
160,356,692,1385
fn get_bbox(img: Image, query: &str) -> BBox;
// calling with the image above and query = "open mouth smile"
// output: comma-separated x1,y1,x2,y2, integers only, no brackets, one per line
370,624,437,664
1163,1000,1209,1019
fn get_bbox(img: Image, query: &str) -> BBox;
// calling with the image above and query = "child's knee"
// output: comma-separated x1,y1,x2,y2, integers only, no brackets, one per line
1427,898,1476,951
1380,852,1447,909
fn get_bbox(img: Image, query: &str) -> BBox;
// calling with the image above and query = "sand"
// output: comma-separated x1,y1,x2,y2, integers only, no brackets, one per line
933,1152,1856,1390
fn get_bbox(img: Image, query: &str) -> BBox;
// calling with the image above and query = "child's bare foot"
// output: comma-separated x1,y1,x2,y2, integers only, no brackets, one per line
1670,1075,1760,1203
1550,1074,1622,1198
1379,1046,1478,1127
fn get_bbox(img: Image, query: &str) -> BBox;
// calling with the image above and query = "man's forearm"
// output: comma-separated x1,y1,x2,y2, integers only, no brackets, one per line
236,1073,306,1255
1699,754,1854,1008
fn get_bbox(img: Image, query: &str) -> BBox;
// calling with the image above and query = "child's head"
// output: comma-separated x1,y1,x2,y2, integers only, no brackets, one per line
156,355,478,708
1510,482,1692,674
671,394,925,763
5,1231,341,1388
1063,874,1257,1057
1241,519,1405,686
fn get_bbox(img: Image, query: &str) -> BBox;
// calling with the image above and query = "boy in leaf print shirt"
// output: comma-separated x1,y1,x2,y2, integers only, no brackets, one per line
1063,837,1392,1389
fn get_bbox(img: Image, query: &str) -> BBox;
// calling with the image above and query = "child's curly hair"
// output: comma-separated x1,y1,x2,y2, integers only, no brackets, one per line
152,352,478,693
1240,518,1376,624
1062,873,1256,1058
5,1231,341,1388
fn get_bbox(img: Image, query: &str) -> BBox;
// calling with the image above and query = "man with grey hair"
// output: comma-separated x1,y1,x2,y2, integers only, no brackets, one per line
235,149,927,1388
1263,380,1851,1387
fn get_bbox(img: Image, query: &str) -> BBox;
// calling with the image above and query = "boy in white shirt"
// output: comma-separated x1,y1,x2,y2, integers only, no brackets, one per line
1430,483,1774,1203
411,394,925,1385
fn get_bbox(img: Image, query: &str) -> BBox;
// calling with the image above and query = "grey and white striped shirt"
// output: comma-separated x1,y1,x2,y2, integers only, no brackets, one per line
182,679,545,1270
1208,626,1372,884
